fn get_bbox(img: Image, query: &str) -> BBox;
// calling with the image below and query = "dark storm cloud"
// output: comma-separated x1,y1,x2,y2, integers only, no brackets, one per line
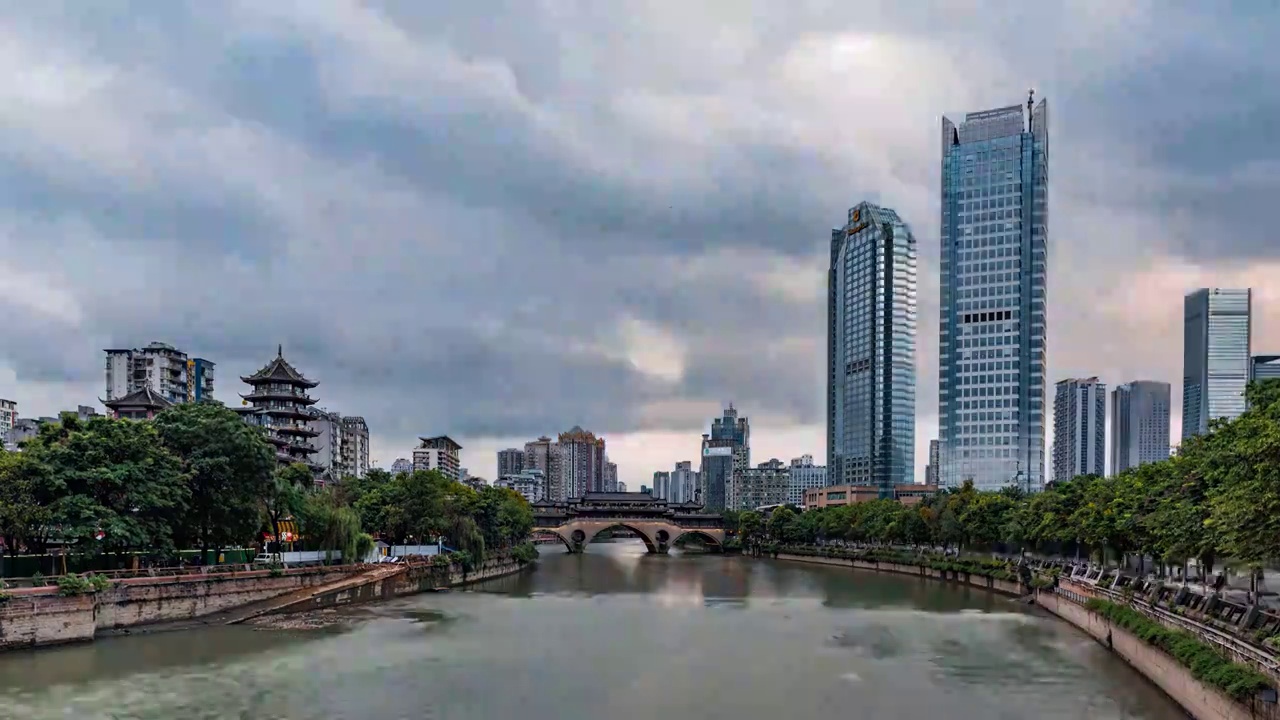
0,0,1276,458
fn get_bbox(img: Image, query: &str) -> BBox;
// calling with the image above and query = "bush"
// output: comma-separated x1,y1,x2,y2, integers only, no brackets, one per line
511,542,540,565
56,574,95,596
31,571,45,586
1086,598,1271,700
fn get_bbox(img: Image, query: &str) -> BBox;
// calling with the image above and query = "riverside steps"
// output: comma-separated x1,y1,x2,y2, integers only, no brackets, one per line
764,546,1280,720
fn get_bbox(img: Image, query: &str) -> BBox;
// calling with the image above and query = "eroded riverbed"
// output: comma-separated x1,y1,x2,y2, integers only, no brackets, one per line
0,541,1186,719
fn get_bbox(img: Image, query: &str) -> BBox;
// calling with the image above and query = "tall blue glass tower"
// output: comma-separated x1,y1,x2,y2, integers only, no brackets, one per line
827,201,917,493
938,94,1049,492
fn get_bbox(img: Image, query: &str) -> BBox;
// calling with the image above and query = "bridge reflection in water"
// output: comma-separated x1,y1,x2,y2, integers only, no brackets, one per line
532,492,725,554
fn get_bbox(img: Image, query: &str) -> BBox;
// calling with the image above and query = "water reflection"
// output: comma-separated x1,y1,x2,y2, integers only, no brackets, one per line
0,539,1188,720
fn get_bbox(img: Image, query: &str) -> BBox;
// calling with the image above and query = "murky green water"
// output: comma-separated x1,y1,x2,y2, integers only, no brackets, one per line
0,541,1186,719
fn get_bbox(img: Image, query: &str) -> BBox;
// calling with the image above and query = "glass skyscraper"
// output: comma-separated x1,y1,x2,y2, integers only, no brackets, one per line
1110,381,1171,475
938,94,1049,492
827,201,917,492
1182,288,1252,439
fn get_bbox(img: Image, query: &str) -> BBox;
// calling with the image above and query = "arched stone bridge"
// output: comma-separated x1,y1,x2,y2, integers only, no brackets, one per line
532,492,726,554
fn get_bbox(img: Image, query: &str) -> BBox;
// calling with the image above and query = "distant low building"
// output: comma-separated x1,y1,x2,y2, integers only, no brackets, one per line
390,457,413,475
496,469,546,504
731,459,789,511
804,484,938,509
0,398,15,450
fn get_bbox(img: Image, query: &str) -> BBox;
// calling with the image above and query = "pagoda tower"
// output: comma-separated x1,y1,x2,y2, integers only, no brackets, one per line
236,345,322,470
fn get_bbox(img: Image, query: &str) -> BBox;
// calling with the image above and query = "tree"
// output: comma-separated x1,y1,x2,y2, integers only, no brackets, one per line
25,413,189,557
153,401,276,557
299,488,367,564
0,450,53,558
261,463,312,552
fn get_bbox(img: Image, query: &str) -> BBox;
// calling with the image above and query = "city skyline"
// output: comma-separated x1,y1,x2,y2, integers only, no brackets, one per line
1,5,1277,490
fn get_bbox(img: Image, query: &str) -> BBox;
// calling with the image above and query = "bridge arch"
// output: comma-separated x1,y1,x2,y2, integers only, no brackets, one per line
583,523,659,553
672,529,724,549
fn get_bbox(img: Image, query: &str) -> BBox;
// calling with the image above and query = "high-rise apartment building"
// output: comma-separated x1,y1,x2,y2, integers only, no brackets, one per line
497,448,525,478
1252,355,1280,382
556,426,606,498
652,471,671,500
788,455,827,507
413,435,463,480
340,416,370,479
710,405,750,473
732,459,790,510
828,201,917,492
604,459,618,492
1052,378,1106,482
938,93,1049,491
670,460,699,505
308,410,345,481
0,398,15,450
524,436,561,501
105,341,215,405
1183,288,1252,439
1110,381,1171,475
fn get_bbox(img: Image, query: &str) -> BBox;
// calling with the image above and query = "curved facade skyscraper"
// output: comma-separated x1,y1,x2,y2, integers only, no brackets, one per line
827,201,917,492
937,95,1049,491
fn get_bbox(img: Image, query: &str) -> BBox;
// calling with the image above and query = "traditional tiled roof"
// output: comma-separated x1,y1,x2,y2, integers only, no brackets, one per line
101,386,174,411
580,492,658,502
240,345,318,388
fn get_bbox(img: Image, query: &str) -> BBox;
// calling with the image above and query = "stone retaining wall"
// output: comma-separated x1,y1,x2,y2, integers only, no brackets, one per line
0,566,352,651
768,551,1277,720
1036,589,1279,720
270,559,527,615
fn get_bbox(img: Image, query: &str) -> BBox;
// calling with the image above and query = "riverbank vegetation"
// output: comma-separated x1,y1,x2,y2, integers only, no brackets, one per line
726,380,1280,580
0,402,534,575
1086,598,1270,700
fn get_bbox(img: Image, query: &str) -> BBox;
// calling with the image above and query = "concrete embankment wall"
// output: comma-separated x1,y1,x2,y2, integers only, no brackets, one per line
0,567,352,651
1036,585,1278,720
270,559,527,615
771,552,1025,596
769,552,1274,720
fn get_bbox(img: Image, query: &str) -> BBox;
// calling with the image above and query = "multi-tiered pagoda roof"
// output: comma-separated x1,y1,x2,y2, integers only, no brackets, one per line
236,345,322,470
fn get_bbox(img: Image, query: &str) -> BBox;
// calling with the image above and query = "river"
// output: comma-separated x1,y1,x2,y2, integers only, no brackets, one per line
0,541,1186,719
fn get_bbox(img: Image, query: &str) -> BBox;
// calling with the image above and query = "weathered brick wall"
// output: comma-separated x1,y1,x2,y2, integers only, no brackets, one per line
0,567,353,651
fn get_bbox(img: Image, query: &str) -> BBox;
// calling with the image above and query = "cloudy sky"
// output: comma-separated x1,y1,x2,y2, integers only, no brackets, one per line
1,1,1276,487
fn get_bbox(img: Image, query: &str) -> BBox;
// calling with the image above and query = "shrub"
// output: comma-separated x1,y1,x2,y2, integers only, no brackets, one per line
88,574,111,592
1086,598,1271,700
30,571,45,586
512,542,540,565
56,574,95,596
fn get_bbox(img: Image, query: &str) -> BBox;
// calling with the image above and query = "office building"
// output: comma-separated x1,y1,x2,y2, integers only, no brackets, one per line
1253,355,1280,382
710,404,751,473
104,341,215,405
413,435,463,480
828,201,918,491
1052,377,1106,482
1110,381,1172,475
1183,288,1252,438
497,448,525,477
700,436,734,511
938,93,1049,491
926,439,940,485
788,455,827,507
805,483,938,509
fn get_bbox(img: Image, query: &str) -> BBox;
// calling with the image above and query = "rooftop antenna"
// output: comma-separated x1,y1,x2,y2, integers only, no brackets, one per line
1026,88,1035,131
